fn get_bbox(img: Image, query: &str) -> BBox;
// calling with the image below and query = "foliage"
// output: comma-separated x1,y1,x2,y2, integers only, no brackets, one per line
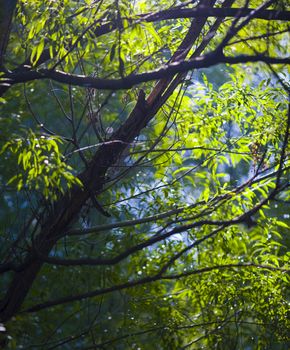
1,131,82,199
0,0,289,349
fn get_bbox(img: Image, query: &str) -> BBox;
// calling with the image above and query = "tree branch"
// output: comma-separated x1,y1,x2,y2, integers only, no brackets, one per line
33,184,286,268
142,7,290,22
0,0,17,67
2,53,289,92
23,263,289,313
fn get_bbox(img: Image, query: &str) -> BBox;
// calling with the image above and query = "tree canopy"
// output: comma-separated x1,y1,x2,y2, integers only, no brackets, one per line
0,0,290,349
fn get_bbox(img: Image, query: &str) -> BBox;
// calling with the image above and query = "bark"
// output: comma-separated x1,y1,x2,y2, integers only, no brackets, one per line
0,0,17,96
0,0,17,66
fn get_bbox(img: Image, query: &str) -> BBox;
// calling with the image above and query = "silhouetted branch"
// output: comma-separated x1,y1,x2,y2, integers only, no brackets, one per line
2,53,289,92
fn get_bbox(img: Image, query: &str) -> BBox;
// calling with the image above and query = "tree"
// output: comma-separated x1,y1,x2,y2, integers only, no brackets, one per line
0,0,289,348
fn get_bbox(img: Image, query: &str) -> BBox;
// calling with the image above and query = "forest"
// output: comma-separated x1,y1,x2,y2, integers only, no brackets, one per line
0,0,289,349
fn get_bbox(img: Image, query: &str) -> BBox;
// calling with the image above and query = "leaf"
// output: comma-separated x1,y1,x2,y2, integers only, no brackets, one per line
31,39,45,65
203,186,210,202
276,221,289,229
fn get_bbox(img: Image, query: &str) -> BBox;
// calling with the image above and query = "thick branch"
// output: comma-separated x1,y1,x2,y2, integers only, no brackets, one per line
142,7,290,22
0,0,17,66
2,54,289,92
